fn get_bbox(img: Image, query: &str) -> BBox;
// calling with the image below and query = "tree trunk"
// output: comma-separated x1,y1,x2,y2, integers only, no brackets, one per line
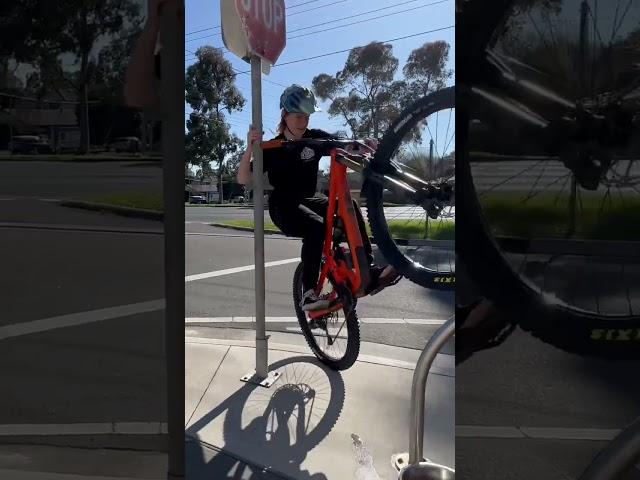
219,160,224,204
79,82,90,153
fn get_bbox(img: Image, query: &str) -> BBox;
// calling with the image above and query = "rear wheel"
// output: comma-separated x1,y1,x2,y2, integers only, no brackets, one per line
293,262,360,370
458,0,640,356
364,87,455,290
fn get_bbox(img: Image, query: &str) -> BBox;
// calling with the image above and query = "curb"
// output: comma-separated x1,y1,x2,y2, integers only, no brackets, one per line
209,223,454,247
209,222,281,235
60,201,163,221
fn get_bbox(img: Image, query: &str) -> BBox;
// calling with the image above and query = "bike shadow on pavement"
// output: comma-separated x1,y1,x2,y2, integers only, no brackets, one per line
185,355,346,480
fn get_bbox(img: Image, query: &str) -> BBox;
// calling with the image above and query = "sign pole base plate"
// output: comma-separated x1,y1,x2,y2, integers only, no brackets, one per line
240,369,281,388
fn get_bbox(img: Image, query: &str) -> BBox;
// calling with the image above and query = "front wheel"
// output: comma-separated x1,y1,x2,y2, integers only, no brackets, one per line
293,263,360,371
363,87,456,290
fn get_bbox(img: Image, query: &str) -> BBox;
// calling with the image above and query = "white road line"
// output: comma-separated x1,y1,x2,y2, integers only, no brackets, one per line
0,222,163,235
0,422,167,436
0,470,152,480
185,257,299,282
185,316,447,325
185,232,294,240
456,425,621,441
0,300,165,341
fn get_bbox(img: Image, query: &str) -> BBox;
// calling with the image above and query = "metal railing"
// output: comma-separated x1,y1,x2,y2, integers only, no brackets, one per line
409,315,456,465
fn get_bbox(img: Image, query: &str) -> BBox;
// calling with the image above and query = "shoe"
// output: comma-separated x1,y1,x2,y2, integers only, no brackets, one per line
300,289,331,311
366,265,402,296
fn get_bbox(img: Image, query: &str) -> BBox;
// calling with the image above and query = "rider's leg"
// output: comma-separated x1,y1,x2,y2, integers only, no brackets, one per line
270,195,331,310
352,199,401,294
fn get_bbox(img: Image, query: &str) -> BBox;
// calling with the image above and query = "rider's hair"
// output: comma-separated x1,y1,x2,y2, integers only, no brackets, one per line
277,109,287,135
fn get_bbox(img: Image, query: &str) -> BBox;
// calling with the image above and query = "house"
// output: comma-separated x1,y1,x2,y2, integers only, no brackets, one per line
185,171,219,203
0,90,80,151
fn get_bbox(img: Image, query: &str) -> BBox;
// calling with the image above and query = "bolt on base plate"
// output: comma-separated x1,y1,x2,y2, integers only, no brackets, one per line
392,453,429,471
240,369,281,388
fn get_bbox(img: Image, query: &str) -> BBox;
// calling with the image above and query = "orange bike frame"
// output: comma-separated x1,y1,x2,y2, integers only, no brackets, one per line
309,149,371,319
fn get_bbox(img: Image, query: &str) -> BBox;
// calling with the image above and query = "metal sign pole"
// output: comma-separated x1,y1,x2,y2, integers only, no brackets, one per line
251,54,267,378
240,54,280,388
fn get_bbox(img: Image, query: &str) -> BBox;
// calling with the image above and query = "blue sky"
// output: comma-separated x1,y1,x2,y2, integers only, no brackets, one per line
185,0,455,156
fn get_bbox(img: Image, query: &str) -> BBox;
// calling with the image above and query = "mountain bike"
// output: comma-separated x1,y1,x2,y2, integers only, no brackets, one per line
261,87,455,369
457,0,640,359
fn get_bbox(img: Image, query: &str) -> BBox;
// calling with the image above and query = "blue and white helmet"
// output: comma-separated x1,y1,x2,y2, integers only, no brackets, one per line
279,84,321,115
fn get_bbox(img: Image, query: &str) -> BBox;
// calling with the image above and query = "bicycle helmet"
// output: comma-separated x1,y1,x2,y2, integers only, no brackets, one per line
279,84,321,115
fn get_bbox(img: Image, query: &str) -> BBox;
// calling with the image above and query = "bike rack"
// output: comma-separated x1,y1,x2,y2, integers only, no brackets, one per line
395,315,456,480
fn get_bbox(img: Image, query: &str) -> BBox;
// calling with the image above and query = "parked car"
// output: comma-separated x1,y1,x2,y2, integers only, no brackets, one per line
190,195,207,204
9,135,53,154
230,195,245,203
106,136,141,153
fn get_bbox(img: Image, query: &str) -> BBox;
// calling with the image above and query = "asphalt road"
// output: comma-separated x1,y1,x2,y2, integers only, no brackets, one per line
185,224,455,351
457,325,640,479
0,160,167,426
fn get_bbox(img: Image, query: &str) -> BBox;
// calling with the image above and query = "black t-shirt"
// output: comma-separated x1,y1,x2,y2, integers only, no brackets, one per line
253,128,336,201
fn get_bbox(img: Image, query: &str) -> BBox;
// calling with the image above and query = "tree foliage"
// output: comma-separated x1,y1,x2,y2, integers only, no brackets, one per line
185,46,246,202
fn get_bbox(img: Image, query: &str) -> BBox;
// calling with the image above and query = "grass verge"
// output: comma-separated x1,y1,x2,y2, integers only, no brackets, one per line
215,219,454,240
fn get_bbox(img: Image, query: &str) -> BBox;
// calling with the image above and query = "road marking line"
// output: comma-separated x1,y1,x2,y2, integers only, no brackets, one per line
185,232,294,240
0,422,168,436
0,300,165,340
0,222,163,235
0,470,156,480
404,318,449,325
185,316,446,325
185,257,299,282
456,425,621,440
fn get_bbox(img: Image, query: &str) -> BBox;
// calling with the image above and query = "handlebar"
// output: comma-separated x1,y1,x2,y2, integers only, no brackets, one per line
260,138,376,157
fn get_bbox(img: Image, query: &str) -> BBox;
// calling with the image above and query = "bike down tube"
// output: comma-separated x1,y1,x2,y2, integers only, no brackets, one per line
317,153,340,297
409,316,455,465
332,151,368,294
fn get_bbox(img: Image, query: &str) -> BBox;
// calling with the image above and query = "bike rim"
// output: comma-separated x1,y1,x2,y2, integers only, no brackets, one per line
303,277,353,362
371,100,456,276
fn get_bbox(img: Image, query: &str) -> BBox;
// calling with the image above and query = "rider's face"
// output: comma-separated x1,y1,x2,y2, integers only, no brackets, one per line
285,112,309,133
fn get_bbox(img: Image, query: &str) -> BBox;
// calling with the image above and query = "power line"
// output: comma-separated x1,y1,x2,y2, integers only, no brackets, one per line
184,54,288,92
288,0,436,34
186,25,220,37
288,0,325,8
186,1,449,61
235,25,455,73
289,0,450,40
185,0,347,40
287,0,347,17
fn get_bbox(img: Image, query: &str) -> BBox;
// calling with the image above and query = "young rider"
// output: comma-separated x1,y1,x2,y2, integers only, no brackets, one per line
238,84,400,310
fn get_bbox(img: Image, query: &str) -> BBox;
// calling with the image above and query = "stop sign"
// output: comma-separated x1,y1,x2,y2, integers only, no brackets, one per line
234,0,286,65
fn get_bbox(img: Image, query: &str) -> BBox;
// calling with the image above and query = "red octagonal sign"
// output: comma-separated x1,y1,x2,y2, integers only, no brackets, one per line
235,0,286,65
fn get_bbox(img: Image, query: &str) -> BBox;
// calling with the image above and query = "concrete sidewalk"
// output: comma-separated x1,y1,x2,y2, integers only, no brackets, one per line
185,329,455,480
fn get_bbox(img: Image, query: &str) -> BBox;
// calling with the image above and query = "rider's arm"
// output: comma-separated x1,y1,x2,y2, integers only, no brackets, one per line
237,148,253,185
237,126,270,185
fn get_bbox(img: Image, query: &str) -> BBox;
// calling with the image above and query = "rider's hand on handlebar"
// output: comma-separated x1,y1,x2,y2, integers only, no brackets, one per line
247,125,263,148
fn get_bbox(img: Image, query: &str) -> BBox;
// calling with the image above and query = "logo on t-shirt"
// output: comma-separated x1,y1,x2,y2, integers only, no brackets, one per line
300,147,315,161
